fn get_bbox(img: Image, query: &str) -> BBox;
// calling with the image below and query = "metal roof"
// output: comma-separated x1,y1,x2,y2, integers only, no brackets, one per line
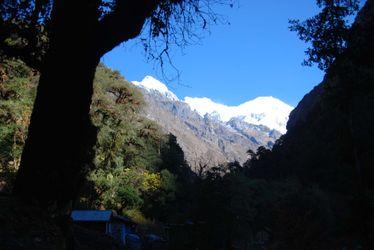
71,210,114,222
71,210,136,225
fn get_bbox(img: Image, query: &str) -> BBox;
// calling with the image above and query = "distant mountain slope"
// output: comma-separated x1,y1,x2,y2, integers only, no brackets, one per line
185,96,293,134
131,76,292,168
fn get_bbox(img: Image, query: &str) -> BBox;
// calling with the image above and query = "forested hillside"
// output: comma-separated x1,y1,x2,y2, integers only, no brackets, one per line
0,61,197,226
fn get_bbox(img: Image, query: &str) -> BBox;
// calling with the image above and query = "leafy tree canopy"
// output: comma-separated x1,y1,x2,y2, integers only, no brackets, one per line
289,0,359,71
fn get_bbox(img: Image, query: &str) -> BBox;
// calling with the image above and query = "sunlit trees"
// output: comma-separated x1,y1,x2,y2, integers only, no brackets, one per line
0,60,183,223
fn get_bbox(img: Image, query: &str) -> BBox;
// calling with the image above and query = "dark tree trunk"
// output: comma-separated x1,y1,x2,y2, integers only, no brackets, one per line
13,1,100,209
13,54,99,209
10,0,157,210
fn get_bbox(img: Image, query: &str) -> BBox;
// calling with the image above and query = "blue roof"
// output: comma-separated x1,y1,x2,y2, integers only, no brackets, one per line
71,210,114,222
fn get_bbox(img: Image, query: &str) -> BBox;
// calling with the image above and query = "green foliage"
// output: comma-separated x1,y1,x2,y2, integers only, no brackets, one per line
0,60,37,191
142,169,178,220
79,64,182,223
193,165,270,248
289,0,359,71
0,61,181,224
192,163,340,249
91,64,152,171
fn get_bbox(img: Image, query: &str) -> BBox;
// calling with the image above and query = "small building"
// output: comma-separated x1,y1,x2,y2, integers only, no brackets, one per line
71,210,137,247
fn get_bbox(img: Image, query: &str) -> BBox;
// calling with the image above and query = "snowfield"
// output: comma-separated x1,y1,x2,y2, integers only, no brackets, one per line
132,76,294,134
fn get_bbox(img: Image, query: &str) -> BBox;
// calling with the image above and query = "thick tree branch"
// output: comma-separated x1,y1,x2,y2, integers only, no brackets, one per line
95,0,160,56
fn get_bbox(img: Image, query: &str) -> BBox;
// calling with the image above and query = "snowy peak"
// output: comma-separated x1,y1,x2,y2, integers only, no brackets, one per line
132,76,293,134
184,96,293,134
132,76,179,101
183,97,230,119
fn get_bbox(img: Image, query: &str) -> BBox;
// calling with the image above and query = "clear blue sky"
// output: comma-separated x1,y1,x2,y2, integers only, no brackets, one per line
101,0,354,107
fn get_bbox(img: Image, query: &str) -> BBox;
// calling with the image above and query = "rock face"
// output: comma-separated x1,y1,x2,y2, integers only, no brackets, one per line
132,76,292,168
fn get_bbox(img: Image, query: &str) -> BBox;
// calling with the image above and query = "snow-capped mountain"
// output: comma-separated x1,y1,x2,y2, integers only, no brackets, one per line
184,96,293,134
132,75,293,134
131,75,294,167
132,76,179,101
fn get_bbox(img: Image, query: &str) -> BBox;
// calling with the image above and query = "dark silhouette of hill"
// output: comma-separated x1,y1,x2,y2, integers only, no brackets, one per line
246,1,374,247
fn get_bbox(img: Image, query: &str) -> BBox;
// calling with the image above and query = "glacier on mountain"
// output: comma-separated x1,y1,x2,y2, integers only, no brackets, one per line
132,76,179,101
132,75,294,134
184,96,293,133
